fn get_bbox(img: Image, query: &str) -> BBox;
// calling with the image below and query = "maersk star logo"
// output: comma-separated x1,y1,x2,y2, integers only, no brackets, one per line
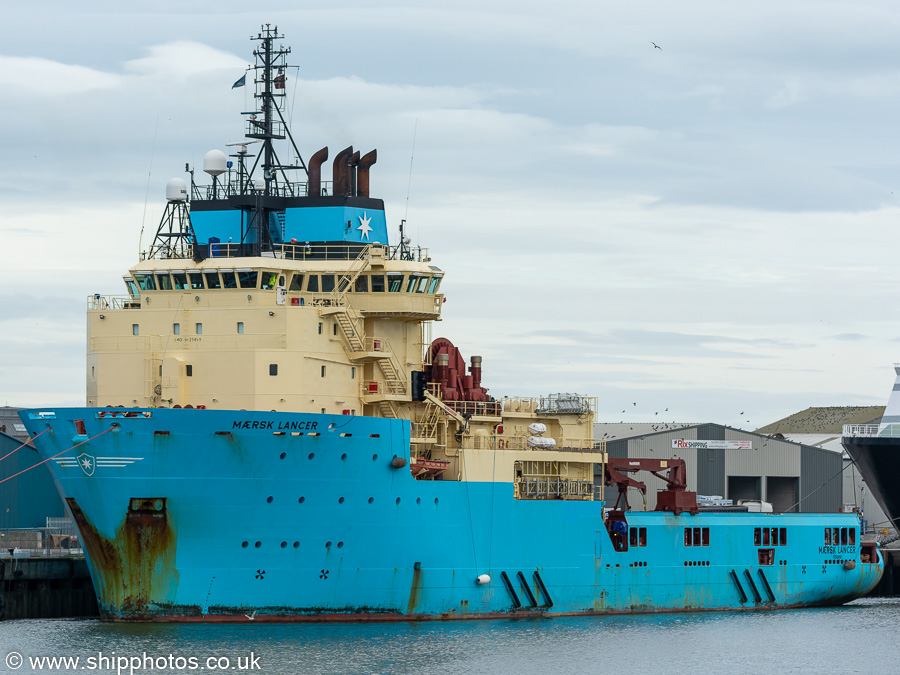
77,453,96,477
357,212,373,240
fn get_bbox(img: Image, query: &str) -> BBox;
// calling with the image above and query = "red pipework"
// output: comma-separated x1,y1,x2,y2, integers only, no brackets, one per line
307,147,328,196
427,338,490,403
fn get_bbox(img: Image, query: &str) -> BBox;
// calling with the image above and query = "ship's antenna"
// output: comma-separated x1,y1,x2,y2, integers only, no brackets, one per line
404,118,418,237
138,116,160,256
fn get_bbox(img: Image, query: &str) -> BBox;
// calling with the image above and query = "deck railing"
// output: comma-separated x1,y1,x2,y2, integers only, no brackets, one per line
843,423,900,438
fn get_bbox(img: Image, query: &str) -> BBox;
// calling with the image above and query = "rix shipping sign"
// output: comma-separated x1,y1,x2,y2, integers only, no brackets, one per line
672,439,752,450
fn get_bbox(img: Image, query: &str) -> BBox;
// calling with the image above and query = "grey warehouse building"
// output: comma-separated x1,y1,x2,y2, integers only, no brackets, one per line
594,422,842,513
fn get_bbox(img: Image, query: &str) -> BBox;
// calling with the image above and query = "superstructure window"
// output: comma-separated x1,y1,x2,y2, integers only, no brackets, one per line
307,275,319,293
188,272,204,289
289,274,304,291
237,322,244,334
387,274,403,292
173,323,180,335
238,270,258,289
203,271,221,289
269,364,278,376
321,275,335,293
321,365,326,377
196,323,202,335
824,528,831,545
371,275,385,292
186,365,193,377
155,273,173,290
132,324,139,336
221,271,237,289
261,272,278,290
134,274,156,291
354,275,369,293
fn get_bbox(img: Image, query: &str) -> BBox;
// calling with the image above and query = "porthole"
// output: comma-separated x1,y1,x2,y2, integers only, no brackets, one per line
341,453,347,460
254,541,261,548
308,452,315,460
280,452,286,460
266,496,273,504
241,541,249,548
293,541,300,548
338,497,345,504
416,497,421,505
368,497,374,504
396,497,401,505
326,541,332,548
280,541,287,549
298,496,305,504
372,454,378,461
337,541,344,549
434,498,439,505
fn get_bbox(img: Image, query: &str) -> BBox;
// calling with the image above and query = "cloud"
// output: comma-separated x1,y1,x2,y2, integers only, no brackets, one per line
0,56,121,94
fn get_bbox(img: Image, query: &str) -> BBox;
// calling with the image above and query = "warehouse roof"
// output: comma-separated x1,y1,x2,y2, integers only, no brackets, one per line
754,406,884,435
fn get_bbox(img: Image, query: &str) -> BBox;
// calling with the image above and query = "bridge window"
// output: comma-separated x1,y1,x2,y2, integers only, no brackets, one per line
172,273,189,290
221,271,237,289
371,275,385,292
203,271,221,289
134,274,156,291
289,274,304,292
416,276,429,293
354,275,369,293
405,276,417,293
307,275,319,293
428,277,441,294
238,270,258,289
155,273,173,290
261,272,278,290
321,275,335,293
188,272,204,289
388,274,403,292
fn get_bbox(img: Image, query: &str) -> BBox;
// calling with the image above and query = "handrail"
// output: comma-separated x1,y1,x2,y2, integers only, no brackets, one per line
844,423,900,438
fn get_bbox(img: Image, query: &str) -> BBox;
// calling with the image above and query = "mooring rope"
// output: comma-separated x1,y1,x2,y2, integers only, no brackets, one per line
0,425,117,485
0,428,49,464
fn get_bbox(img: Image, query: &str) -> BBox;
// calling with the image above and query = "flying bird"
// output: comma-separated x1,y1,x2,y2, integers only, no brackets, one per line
651,42,661,50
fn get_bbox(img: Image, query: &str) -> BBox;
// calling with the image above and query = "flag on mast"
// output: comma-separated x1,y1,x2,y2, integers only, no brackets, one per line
232,73,246,89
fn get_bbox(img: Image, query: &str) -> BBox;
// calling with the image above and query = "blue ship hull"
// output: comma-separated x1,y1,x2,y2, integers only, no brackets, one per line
21,408,883,621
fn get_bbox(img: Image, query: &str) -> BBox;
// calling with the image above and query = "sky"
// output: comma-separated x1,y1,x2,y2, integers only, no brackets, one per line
2,0,900,429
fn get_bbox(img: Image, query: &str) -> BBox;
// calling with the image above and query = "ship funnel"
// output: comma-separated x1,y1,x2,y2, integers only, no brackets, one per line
332,146,353,196
166,178,187,202
308,147,328,196
203,149,228,177
358,150,377,198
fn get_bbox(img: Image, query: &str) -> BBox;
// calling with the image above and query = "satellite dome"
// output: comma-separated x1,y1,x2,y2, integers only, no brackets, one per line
166,178,188,202
203,149,228,176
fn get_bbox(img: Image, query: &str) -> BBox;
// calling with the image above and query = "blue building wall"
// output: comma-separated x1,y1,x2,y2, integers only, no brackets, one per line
0,430,67,529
